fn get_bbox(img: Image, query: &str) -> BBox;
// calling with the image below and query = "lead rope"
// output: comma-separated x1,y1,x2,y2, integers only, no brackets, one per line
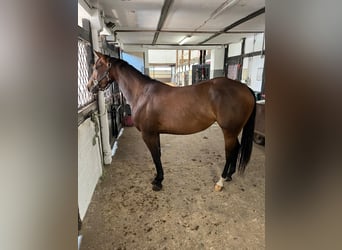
90,111,103,166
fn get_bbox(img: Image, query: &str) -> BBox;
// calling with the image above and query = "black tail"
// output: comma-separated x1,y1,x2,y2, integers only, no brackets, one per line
238,89,256,174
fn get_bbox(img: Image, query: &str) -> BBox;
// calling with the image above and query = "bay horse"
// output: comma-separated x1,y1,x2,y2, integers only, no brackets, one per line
87,51,256,192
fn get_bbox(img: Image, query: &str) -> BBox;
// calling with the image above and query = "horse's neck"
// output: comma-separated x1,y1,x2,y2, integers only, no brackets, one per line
113,67,147,107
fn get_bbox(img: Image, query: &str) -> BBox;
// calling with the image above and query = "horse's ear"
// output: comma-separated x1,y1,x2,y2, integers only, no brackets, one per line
94,51,103,59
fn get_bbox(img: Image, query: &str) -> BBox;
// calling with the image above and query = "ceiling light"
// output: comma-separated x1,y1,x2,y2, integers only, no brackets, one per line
211,0,240,19
179,35,191,45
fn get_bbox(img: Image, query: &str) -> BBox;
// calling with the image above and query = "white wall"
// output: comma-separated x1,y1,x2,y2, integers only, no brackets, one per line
78,2,91,27
78,0,107,221
211,48,225,70
246,56,264,92
244,33,265,54
228,42,242,57
244,36,255,54
254,33,265,52
78,118,103,220
210,47,225,78
232,34,265,92
148,50,176,64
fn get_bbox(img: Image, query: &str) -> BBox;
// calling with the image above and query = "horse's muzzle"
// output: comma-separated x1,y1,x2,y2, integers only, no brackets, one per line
86,78,96,93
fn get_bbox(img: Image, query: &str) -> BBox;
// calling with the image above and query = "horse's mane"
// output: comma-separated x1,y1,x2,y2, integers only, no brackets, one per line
110,57,156,83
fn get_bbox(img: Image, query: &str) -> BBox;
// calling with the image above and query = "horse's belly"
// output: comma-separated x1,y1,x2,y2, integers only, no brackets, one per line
159,116,215,135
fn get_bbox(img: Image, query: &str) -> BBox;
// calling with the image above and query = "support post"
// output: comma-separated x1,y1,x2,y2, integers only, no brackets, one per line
98,91,112,165
237,38,246,81
223,45,228,77
144,49,149,75
210,47,225,79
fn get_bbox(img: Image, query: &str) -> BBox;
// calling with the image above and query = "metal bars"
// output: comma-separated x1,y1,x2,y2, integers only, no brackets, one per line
78,39,94,109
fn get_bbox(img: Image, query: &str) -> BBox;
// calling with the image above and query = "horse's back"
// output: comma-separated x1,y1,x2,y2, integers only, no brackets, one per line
210,77,254,103
135,78,254,135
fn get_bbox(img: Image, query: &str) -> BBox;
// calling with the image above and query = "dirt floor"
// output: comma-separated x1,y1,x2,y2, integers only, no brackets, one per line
80,124,265,250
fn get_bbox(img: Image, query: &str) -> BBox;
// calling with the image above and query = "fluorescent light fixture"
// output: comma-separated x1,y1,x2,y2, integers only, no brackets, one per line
211,0,240,19
179,35,191,45
111,9,119,19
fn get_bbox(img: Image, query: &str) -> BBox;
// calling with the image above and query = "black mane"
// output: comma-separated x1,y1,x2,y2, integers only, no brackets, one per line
109,57,155,83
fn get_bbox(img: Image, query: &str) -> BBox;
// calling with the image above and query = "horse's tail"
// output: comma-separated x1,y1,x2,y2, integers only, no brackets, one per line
238,89,256,174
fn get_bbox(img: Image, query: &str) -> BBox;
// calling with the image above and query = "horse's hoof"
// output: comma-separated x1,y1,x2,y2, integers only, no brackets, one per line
214,184,223,192
152,184,162,191
226,176,232,182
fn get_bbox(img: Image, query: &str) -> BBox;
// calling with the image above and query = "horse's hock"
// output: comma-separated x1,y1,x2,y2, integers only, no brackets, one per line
80,125,265,249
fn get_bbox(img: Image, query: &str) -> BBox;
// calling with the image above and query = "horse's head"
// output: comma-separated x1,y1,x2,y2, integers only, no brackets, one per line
87,51,113,93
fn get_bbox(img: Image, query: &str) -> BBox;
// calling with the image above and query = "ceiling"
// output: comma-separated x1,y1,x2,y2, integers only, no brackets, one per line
86,0,265,50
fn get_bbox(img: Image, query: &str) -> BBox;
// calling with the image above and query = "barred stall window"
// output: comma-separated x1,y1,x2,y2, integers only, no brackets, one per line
78,39,94,109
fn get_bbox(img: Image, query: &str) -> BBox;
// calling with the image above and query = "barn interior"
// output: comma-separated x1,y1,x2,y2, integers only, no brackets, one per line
78,1,265,249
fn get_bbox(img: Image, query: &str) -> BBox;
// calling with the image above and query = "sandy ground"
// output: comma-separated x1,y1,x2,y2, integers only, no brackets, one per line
80,124,265,250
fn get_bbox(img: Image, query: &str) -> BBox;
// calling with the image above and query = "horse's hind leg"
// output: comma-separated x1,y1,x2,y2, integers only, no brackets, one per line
142,132,164,191
226,139,240,181
215,132,239,192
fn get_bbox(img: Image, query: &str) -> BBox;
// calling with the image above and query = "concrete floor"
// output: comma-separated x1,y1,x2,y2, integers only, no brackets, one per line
80,124,265,250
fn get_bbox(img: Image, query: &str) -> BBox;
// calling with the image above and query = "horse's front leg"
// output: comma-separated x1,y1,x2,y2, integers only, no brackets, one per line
142,132,164,191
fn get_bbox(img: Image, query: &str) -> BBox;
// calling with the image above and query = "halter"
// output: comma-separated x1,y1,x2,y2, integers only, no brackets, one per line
93,63,113,91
